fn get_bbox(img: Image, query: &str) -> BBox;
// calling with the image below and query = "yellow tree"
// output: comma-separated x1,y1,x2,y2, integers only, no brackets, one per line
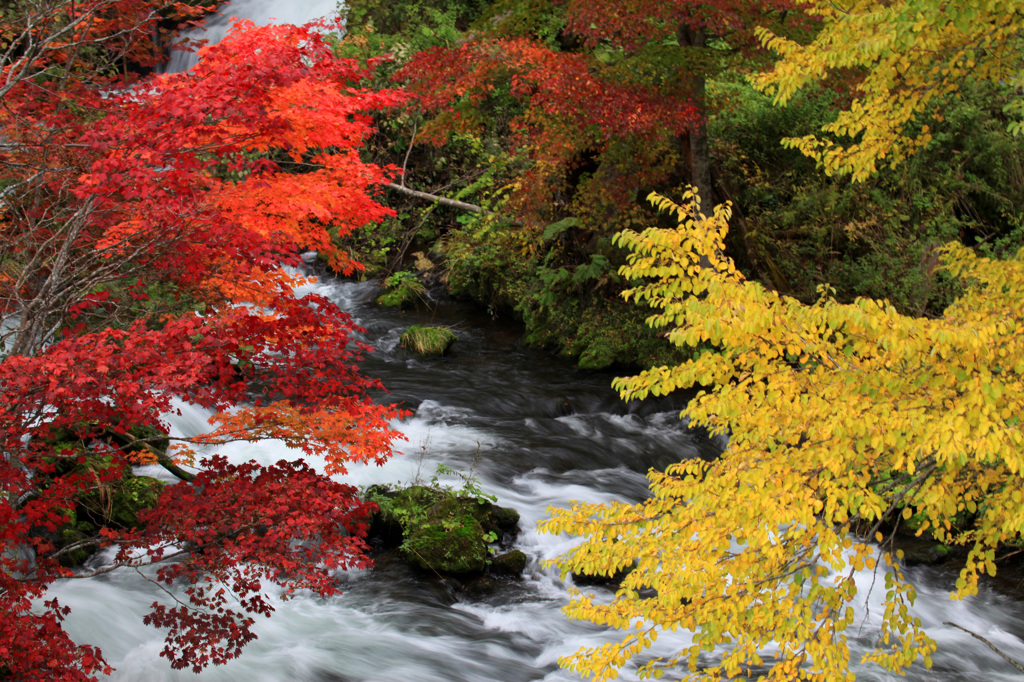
750,0,1024,180
541,189,1024,680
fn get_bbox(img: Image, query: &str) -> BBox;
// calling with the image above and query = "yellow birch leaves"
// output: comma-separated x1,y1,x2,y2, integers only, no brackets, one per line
541,190,1024,680
751,0,1024,181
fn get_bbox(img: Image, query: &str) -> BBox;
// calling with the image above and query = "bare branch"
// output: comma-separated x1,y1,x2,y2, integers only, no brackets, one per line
943,621,1024,674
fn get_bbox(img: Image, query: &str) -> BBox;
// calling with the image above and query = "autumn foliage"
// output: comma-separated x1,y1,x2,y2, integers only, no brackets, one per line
0,7,406,680
753,0,1024,181
398,37,699,214
538,4,1024,679
393,0,794,220
544,190,1024,679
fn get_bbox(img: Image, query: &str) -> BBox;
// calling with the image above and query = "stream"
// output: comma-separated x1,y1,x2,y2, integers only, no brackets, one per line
49,276,1024,681
48,3,1024,680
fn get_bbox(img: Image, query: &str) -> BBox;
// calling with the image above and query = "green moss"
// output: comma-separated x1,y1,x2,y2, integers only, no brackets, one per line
57,526,95,568
400,325,457,355
404,512,487,574
364,481,520,576
489,505,521,534
489,549,527,576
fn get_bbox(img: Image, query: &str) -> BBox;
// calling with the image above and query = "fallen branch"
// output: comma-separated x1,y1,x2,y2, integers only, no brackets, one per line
943,621,1024,673
386,182,492,214
140,442,196,482
385,183,522,225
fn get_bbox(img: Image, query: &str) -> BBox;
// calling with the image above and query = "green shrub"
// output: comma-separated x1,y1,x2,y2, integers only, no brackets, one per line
378,271,426,307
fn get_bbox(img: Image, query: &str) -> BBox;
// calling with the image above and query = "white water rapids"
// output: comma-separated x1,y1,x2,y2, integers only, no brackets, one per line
49,275,1024,681
47,3,1024,679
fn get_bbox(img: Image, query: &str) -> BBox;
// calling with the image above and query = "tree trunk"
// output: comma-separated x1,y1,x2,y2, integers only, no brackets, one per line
688,75,713,210
677,27,714,210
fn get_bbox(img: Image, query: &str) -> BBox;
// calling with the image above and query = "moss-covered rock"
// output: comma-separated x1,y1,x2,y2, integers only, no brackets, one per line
404,511,488,574
55,511,96,568
400,325,457,355
364,484,521,577
490,550,527,576
36,424,169,567
104,475,164,529
488,505,521,536
49,474,164,568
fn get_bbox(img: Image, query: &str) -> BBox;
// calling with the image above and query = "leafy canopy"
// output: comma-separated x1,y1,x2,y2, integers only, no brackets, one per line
0,11,407,681
542,189,1024,679
752,0,1024,180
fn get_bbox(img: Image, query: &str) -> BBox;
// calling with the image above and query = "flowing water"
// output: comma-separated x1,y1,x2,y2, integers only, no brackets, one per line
50,276,1024,681
48,4,1024,679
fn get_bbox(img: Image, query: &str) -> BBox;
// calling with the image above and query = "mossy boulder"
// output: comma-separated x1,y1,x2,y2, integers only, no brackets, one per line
400,325,456,356
42,442,165,567
55,513,96,568
39,473,164,569
365,484,521,577
366,484,436,545
97,475,163,528
487,505,521,536
34,423,170,568
490,550,528,576
405,507,488,575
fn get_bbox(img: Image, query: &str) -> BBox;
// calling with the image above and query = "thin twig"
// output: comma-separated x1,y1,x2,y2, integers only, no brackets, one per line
400,119,417,188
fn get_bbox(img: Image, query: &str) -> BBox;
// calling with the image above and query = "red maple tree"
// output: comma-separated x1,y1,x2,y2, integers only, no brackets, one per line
0,6,406,680
395,0,795,218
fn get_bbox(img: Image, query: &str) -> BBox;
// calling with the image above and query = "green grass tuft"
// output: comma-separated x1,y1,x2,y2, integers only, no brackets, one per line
400,325,456,355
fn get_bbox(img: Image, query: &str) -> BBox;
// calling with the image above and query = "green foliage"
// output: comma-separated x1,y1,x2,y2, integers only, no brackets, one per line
441,215,534,305
519,289,681,370
441,211,681,368
377,270,426,307
399,324,457,355
473,0,567,46
343,0,487,46
712,77,1024,316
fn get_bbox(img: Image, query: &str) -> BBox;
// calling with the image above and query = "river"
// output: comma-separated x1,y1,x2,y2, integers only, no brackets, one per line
49,3,1024,680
